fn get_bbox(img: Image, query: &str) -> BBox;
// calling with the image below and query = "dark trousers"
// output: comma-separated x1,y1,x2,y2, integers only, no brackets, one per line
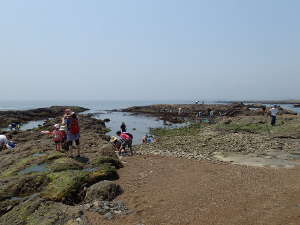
271,116,276,126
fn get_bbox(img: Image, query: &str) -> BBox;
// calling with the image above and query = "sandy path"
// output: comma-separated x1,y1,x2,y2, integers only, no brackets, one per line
85,155,300,225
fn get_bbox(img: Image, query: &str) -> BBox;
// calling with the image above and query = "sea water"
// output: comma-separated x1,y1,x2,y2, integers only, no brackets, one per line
0,100,190,145
0,100,298,145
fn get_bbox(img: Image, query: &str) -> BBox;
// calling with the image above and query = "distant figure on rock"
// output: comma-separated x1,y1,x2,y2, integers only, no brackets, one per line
269,105,279,126
9,122,19,131
142,134,155,144
120,122,127,132
178,108,182,115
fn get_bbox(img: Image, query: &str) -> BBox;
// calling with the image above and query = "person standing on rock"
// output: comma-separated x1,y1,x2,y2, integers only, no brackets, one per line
120,122,127,133
269,105,279,126
63,111,81,157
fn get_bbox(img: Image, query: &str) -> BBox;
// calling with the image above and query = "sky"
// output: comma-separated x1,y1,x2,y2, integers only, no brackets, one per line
0,0,299,101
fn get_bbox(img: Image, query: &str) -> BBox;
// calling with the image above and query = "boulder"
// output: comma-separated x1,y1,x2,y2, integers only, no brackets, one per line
41,166,118,203
85,181,122,202
92,156,123,169
47,157,83,172
98,144,119,159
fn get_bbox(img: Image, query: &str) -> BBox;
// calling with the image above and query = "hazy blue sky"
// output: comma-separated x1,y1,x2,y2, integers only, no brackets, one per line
0,0,299,101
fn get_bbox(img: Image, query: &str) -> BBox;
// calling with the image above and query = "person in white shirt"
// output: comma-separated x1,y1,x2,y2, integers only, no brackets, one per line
269,105,279,126
0,134,10,151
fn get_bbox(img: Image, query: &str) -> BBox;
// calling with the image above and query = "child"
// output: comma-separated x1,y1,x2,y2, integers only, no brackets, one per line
41,124,65,152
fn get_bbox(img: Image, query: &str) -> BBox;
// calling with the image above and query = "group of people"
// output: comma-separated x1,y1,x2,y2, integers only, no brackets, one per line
8,122,21,131
41,109,81,157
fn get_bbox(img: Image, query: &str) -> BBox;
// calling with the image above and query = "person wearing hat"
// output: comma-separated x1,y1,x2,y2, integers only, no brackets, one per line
64,112,81,157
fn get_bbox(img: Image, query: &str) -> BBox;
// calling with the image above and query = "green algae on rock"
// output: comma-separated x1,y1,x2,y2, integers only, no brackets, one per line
0,151,66,178
0,196,81,225
92,156,123,169
47,157,83,172
40,170,88,203
41,165,118,203
0,174,50,201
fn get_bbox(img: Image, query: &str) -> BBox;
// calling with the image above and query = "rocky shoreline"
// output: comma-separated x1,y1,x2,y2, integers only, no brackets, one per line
0,106,88,129
135,114,300,168
119,103,297,124
1,105,300,224
0,108,127,225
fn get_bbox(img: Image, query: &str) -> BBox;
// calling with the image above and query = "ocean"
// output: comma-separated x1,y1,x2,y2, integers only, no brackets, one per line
0,100,190,145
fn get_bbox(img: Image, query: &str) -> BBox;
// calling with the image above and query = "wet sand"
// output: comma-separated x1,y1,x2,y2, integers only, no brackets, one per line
85,155,300,225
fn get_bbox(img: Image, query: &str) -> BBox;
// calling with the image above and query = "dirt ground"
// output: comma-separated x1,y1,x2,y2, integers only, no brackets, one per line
85,155,300,225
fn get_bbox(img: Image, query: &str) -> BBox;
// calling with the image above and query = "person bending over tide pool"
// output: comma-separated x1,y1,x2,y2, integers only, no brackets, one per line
116,130,133,156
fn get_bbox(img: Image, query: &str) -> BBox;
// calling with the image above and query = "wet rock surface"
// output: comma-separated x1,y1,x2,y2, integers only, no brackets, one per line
0,109,124,224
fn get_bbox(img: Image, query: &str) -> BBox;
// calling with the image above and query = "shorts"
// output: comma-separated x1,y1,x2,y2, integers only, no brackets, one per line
67,132,80,142
122,139,132,148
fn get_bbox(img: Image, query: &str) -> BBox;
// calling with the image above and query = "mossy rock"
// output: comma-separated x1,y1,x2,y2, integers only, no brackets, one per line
47,157,83,172
0,196,81,225
92,156,123,169
98,144,119,159
41,165,118,203
87,165,119,184
0,152,66,178
0,174,50,201
85,180,122,202
40,170,88,203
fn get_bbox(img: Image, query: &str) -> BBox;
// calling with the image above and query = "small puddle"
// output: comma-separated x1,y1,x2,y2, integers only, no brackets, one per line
32,153,47,157
10,193,40,202
82,168,98,172
19,163,49,175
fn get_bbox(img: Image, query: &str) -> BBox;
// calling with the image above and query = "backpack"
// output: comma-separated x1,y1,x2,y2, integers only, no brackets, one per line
121,132,133,140
71,119,80,134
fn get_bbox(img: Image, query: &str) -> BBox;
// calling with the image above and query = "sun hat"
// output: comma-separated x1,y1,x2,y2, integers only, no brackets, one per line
110,136,118,143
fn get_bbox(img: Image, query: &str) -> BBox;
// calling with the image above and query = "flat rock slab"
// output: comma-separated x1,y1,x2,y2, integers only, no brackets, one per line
213,150,300,168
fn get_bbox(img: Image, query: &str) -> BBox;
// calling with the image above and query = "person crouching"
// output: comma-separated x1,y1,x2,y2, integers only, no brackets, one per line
116,130,133,156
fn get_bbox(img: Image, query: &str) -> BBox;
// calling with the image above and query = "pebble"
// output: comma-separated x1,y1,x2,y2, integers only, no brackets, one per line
104,212,113,220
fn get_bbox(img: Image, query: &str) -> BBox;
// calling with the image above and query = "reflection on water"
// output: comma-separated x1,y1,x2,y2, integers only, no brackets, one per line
32,152,47,157
1,120,45,132
18,163,49,175
20,120,44,131
94,112,188,145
